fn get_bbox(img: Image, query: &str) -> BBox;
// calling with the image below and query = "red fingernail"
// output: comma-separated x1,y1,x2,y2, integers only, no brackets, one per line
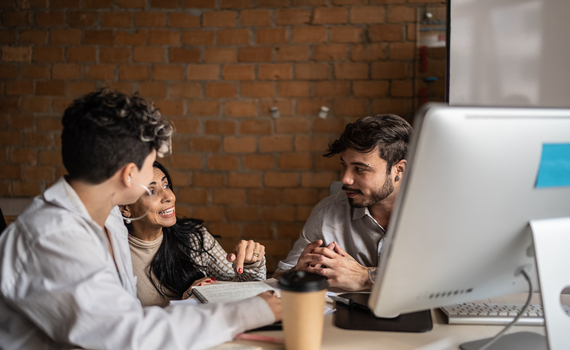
198,283,203,286
212,278,217,281
238,268,243,274
205,280,211,283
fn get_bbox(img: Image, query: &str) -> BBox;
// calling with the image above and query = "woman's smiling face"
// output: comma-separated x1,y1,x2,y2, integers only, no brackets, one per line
128,167,177,229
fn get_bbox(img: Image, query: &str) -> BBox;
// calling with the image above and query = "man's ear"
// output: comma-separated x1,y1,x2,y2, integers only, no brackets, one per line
394,159,407,181
119,205,132,218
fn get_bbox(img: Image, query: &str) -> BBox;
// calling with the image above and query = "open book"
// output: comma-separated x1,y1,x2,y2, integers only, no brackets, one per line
192,281,279,304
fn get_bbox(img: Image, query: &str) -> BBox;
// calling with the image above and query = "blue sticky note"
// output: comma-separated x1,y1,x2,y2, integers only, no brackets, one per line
536,144,570,188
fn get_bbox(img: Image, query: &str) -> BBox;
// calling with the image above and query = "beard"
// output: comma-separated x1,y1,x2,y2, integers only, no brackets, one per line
346,175,394,208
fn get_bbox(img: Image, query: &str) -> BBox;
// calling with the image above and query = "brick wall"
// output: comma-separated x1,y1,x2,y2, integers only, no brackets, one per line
0,0,446,272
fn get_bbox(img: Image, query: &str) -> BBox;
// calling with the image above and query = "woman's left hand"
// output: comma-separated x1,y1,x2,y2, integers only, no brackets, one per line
227,240,266,274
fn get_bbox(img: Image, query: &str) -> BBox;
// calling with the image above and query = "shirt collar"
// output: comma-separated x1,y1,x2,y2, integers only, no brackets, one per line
352,205,371,221
43,177,92,220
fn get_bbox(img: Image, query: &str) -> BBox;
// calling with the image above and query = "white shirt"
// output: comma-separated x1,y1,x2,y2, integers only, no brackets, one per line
276,190,386,272
0,177,274,350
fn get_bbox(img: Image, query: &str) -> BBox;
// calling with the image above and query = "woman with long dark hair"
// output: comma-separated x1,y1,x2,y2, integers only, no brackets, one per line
120,161,266,307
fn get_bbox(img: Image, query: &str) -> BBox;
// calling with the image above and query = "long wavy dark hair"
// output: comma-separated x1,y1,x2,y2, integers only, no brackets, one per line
126,161,215,299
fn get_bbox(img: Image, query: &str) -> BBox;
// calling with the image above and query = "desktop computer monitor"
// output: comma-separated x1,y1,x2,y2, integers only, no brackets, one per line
369,105,570,319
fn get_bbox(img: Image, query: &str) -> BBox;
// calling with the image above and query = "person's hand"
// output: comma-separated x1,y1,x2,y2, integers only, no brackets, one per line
292,240,327,271
257,291,282,322
227,240,265,274
181,277,217,299
305,243,372,291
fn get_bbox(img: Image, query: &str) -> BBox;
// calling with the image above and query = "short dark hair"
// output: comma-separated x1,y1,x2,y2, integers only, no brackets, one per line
324,114,412,174
61,88,172,184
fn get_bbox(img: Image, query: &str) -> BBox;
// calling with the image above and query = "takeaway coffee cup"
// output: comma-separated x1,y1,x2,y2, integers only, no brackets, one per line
278,270,329,350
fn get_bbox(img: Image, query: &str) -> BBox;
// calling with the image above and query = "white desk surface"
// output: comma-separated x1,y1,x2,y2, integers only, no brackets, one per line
224,293,570,350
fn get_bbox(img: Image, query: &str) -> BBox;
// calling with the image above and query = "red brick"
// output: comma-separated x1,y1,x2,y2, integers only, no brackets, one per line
66,47,95,62
204,47,237,63
148,30,180,45
259,0,289,6
119,65,148,80
297,99,331,115
225,101,257,117
301,172,338,187
11,181,42,197
218,28,251,45
189,137,221,151
50,29,80,45
116,0,145,8
169,117,199,133
37,81,65,96
350,6,384,24
205,120,236,135
275,9,310,25
206,83,237,98
241,82,274,98
259,99,293,117
12,149,38,164
85,65,114,80
279,153,312,169
242,223,272,238
221,0,252,8
83,30,113,45
66,81,96,96
203,11,237,28
152,65,182,80
208,223,239,238
149,0,180,8
391,80,413,97
314,153,341,169
3,11,32,27
369,24,404,42
36,12,65,26
20,30,47,44
249,189,282,205
240,9,271,26
0,132,20,146
334,62,368,79
222,64,255,80
226,206,259,220
333,98,368,116
283,188,319,204
37,116,62,130
7,114,34,130
167,48,199,64
24,131,53,146
69,11,98,27
353,81,389,97
407,23,416,41
0,30,15,45
243,155,274,170
387,6,415,23
330,26,363,43
194,172,225,187
39,151,63,166
83,0,112,8
351,43,386,61
264,172,298,187
134,47,164,63
21,97,51,113
135,11,165,27
239,47,272,62
192,206,225,221
390,42,415,60
239,120,271,134
296,205,314,221
181,30,214,45
371,0,405,2
100,47,130,63
295,62,329,80
313,7,347,24
102,12,132,27
5,81,34,95
154,100,184,116
138,81,167,98
371,61,407,79
188,101,220,116
170,82,202,98
256,28,288,44
277,223,304,239
53,96,74,112
168,13,200,28
0,98,20,112
184,0,215,8
372,98,409,116
314,81,348,97
187,64,220,80
275,45,310,62
228,173,260,187
170,154,202,169
3,46,32,62
116,30,146,45
259,135,292,152
292,27,326,43
24,165,53,181
275,117,309,133
313,44,347,61
1,165,23,179
207,155,238,170
176,188,209,204
277,81,310,97
258,63,292,80
295,135,329,152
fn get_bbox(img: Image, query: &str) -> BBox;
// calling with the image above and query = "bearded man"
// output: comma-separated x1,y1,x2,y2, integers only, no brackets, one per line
273,114,412,291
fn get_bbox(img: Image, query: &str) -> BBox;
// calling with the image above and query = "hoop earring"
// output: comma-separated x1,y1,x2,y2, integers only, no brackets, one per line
121,183,153,222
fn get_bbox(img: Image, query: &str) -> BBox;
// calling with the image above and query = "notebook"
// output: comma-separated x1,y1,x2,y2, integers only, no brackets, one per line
192,281,279,304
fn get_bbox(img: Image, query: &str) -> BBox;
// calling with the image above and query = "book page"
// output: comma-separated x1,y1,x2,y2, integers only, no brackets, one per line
193,282,278,303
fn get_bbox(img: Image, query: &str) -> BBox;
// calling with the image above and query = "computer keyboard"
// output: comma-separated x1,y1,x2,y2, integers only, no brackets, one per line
440,302,570,326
